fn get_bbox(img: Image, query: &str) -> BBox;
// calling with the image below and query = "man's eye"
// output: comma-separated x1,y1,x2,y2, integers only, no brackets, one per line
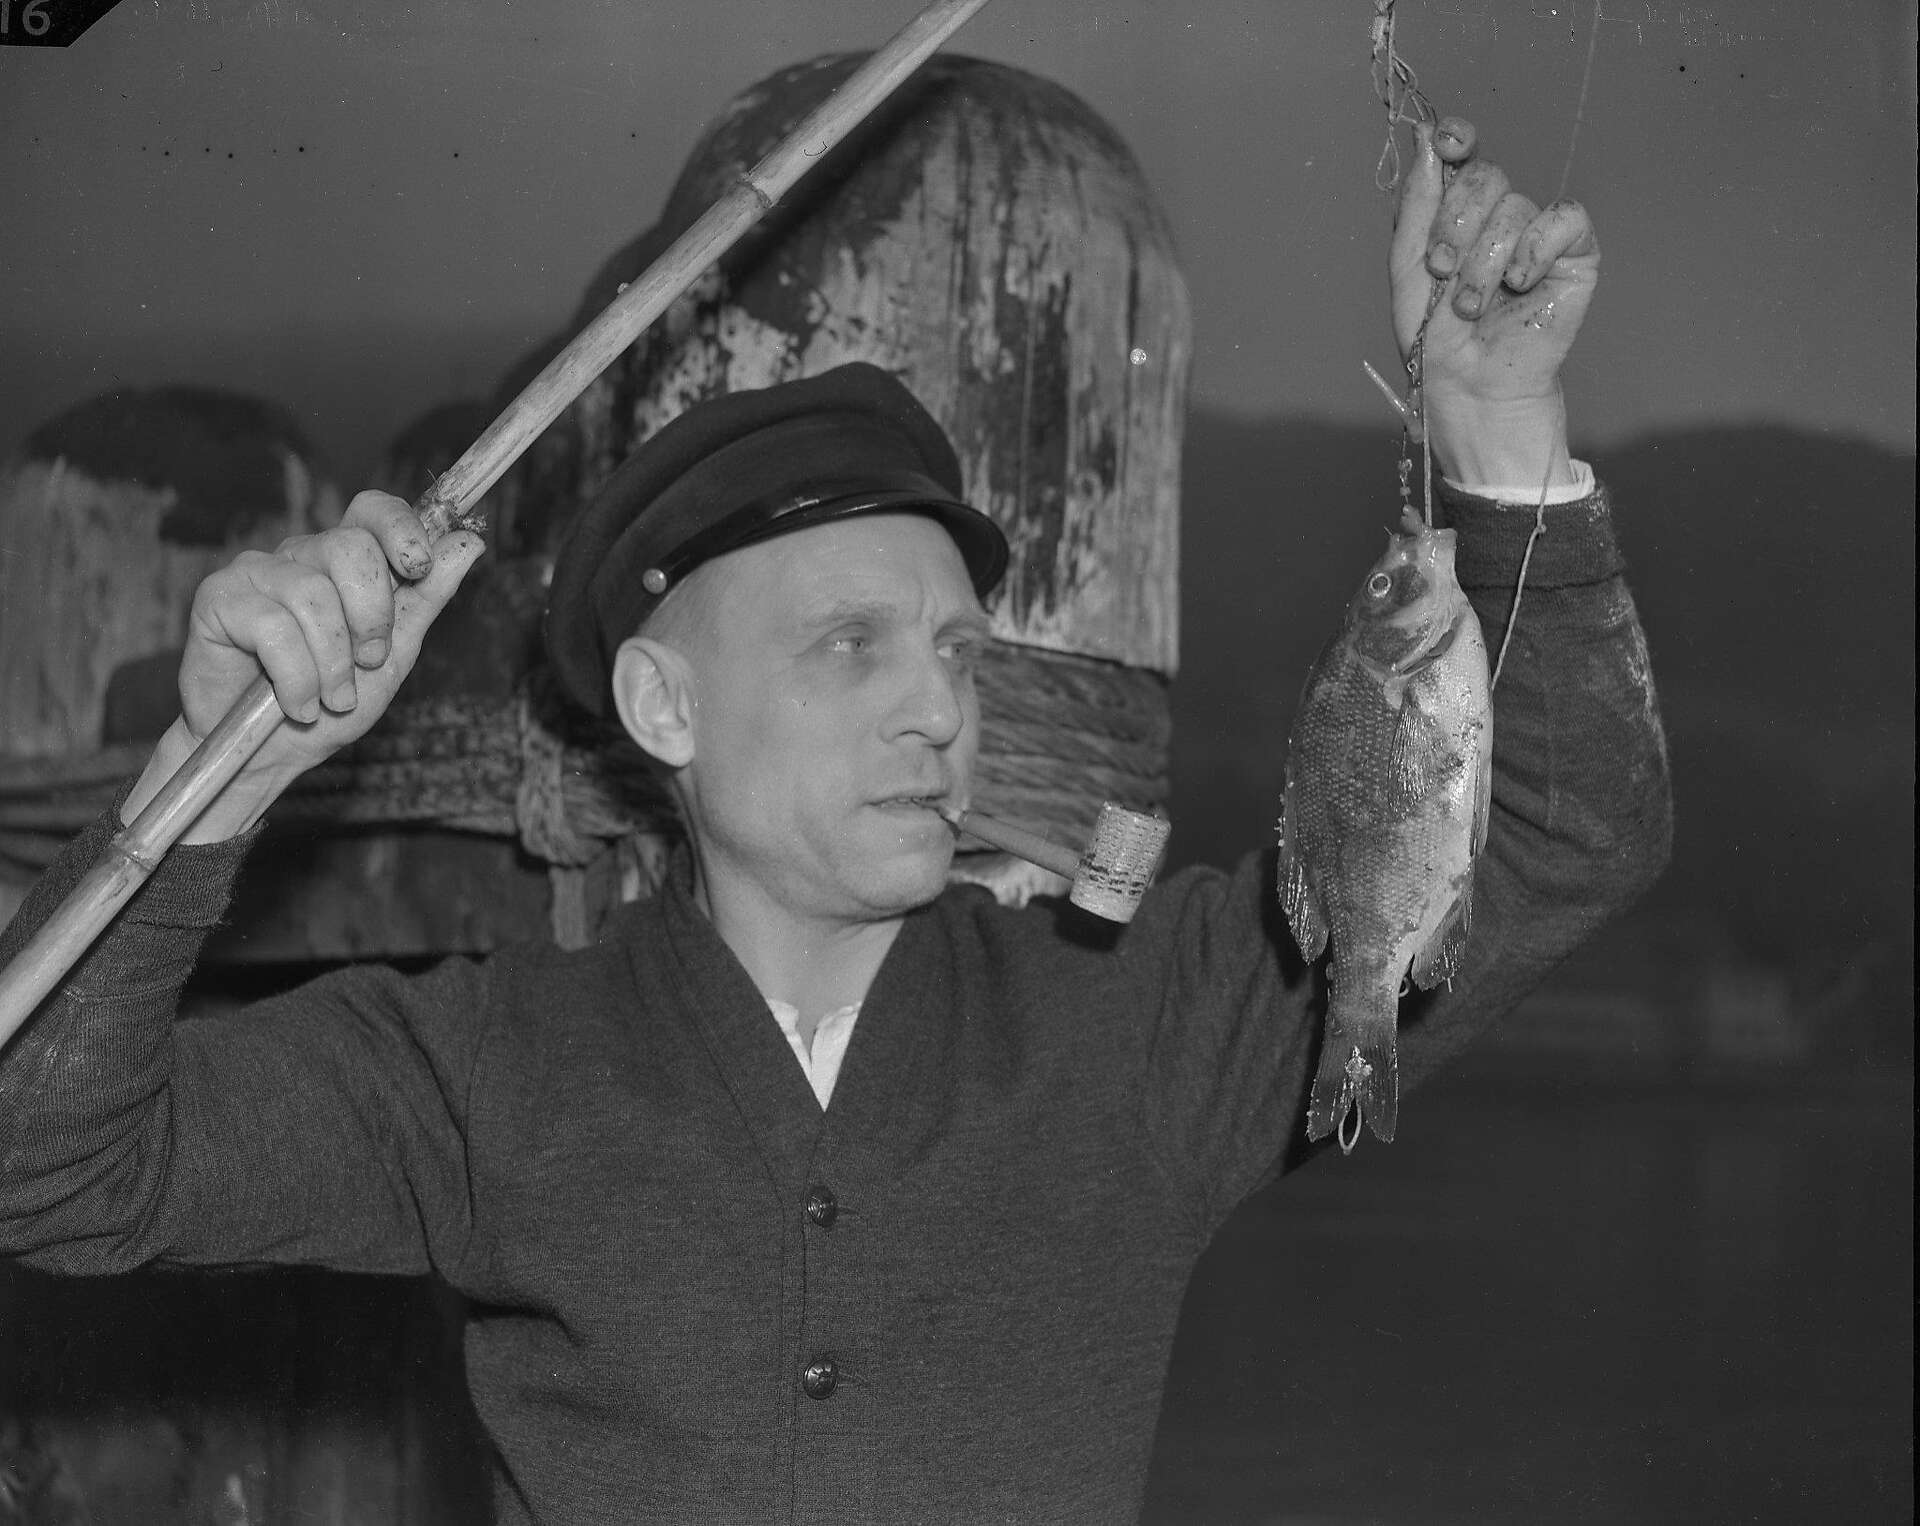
827,631,871,655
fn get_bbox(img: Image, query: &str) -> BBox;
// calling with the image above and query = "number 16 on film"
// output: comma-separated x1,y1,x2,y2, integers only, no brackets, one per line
1,0,128,46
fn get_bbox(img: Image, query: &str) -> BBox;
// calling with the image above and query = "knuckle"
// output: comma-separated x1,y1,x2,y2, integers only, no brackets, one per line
290,576,345,631
333,526,386,577
1499,191,1539,224
199,560,245,596
188,576,225,621
307,595,349,639
259,605,305,656
1466,162,1510,199
345,488,404,521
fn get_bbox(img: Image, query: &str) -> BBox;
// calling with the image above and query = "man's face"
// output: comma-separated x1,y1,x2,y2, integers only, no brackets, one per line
657,512,990,926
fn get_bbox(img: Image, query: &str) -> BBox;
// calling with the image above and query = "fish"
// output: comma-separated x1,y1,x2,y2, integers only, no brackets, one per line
1276,504,1492,1152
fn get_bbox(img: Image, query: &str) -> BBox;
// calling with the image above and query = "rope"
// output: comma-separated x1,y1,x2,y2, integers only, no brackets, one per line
514,688,601,867
0,645,1172,897
1371,0,1438,193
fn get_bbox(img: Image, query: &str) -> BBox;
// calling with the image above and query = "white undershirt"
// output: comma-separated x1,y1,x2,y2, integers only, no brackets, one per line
765,999,862,1110
1451,458,1594,505
758,465,1592,1112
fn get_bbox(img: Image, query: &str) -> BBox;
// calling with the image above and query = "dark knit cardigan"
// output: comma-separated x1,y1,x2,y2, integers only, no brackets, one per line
0,487,1672,1524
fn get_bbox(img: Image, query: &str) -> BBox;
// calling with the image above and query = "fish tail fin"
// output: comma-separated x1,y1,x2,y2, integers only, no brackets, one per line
1306,989,1401,1153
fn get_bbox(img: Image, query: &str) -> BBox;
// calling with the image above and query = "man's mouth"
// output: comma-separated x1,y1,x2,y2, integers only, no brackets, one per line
872,791,953,814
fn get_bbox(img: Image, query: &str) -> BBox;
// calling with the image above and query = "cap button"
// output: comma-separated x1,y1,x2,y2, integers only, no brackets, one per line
641,567,669,595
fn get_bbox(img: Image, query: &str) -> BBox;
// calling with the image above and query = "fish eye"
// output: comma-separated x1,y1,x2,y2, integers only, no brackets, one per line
1366,571,1393,598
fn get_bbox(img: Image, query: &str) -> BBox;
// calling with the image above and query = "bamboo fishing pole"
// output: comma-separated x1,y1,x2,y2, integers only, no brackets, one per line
0,0,994,1050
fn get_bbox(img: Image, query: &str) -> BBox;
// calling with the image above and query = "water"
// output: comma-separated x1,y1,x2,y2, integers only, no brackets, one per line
1144,1065,1914,1524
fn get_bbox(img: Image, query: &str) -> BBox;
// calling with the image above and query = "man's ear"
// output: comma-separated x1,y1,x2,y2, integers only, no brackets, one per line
611,636,697,769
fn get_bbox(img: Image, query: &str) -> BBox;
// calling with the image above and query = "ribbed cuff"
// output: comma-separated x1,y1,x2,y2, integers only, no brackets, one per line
100,780,260,931
1435,478,1626,592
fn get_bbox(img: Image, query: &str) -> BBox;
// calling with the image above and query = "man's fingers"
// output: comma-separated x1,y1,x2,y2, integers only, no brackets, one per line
191,581,325,725
250,558,363,715
1454,190,1539,319
341,488,434,581
1429,159,1512,296
1505,199,1600,290
1432,116,1476,165
209,550,361,716
303,526,399,670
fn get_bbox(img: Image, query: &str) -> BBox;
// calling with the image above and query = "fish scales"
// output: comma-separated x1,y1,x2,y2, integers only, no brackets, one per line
1276,507,1492,1151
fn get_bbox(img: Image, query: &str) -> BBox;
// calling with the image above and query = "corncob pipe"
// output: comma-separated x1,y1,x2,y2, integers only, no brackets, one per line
939,803,1171,923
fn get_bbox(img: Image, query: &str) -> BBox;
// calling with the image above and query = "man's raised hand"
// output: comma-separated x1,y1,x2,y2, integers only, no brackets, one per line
1389,116,1601,487
123,491,484,842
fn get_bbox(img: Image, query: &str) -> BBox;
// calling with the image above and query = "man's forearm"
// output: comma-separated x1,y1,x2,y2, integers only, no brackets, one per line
0,792,254,1269
1441,477,1672,902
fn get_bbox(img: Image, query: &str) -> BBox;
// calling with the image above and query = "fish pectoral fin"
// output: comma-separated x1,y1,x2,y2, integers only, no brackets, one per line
1276,840,1330,964
1386,699,1445,810
1410,878,1474,990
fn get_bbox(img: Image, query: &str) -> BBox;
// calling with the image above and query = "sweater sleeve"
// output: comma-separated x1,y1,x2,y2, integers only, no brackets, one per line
0,798,492,1278
1134,480,1673,1236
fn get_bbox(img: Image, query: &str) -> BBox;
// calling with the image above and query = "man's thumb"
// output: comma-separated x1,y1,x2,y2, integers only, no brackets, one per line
396,530,486,627
1389,122,1443,279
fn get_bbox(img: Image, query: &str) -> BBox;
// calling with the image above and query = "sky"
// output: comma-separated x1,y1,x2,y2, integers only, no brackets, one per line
1,0,1914,487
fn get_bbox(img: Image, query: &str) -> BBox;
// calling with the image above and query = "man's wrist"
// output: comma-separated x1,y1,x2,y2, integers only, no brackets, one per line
121,717,296,845
1425,387,1574,491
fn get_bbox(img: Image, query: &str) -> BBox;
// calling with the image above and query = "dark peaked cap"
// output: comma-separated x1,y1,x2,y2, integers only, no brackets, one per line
545,363,1009,717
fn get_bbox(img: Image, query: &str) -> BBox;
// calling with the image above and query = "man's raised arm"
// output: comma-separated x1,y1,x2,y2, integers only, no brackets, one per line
0,496,484,1273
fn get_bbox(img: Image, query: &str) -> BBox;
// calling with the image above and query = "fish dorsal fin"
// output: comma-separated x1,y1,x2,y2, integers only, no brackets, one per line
1275,798,1329,961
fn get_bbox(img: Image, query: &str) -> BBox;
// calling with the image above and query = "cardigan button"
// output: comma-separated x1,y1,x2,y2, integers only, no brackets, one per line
802,1357,839,1399
805,1186,838,1228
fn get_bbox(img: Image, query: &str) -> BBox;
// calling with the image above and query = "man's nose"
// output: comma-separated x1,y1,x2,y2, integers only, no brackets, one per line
890,643,967,746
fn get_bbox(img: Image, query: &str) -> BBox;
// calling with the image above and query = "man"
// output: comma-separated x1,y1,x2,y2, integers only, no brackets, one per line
0,120,1668,1523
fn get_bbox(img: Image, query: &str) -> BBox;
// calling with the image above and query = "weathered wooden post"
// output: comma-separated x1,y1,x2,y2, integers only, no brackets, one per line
491,51,1191,907
0,54,1189,957
0,388,340,761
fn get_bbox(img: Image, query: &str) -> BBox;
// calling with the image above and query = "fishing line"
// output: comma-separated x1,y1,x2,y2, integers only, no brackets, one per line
1371,0,1439,191
1493,2,1603,690
1490,416,1559,691
1557,0,1606,204
1373,0,1446,534
1367,0,1605,691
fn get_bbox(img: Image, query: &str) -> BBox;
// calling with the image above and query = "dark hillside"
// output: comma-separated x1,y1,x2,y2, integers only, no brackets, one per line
1172,413,1915,1071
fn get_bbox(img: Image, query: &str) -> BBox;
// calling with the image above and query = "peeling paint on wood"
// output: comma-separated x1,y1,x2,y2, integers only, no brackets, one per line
495,53,1191,673
0,421,337,761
